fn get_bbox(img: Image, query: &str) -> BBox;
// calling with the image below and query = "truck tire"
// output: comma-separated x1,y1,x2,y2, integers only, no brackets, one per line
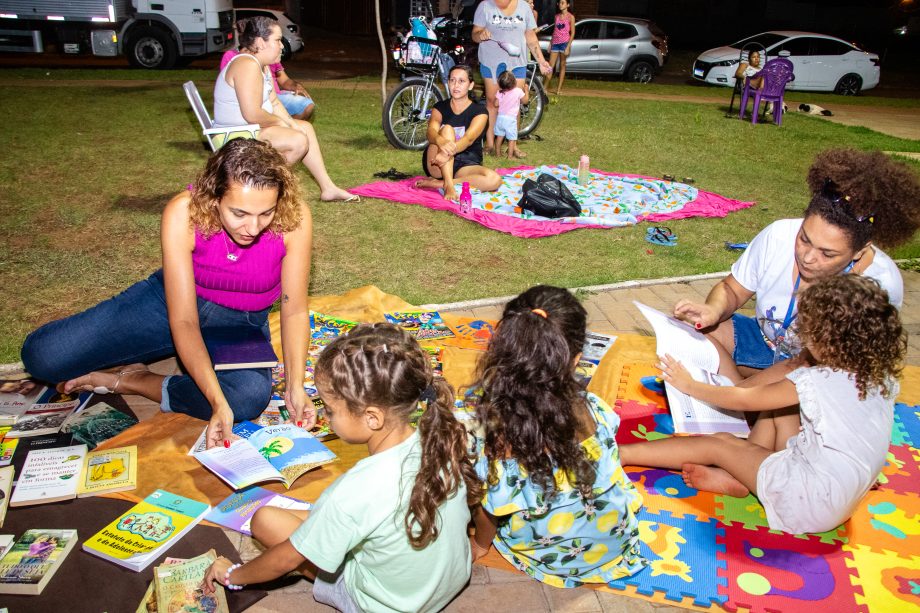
128,25,177,69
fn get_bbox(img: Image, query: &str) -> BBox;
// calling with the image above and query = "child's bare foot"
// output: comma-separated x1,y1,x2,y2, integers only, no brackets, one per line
414,178,443,190
443,186,459,202
60,364,149,395
682,463,749,497
511,150,527,159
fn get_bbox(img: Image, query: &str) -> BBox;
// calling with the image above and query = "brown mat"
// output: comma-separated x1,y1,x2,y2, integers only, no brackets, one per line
0,496,266,612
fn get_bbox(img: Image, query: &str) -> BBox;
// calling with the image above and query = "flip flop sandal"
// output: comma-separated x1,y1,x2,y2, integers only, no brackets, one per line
724,241,749,251
662,174,675,182
646,226,678,247
682,177,696,184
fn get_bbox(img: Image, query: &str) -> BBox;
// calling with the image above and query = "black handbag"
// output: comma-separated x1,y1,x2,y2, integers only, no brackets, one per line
516,173,582,219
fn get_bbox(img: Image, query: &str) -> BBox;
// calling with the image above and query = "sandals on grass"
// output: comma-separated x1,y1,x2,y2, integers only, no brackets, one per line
645,226,678,247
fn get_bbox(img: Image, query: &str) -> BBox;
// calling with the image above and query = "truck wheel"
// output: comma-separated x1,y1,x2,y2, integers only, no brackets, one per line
128,26,177,69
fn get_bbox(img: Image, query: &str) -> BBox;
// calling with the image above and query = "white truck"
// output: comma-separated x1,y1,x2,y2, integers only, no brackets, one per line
0,0,234,68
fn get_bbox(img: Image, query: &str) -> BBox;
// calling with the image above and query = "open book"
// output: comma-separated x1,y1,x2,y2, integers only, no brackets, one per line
193,422,336,490
634,302,750,436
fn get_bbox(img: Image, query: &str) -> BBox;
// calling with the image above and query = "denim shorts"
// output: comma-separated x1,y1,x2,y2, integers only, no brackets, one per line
278,91,314,116
494,114,518,140
480,63,527,81
551,42,568,52
731,313,776,370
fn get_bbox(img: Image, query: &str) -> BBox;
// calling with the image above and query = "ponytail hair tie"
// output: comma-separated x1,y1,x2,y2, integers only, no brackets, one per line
531,308,548,319
419,383,438,404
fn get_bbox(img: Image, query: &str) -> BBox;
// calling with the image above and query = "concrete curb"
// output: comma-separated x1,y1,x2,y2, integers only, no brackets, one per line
421,270,729,311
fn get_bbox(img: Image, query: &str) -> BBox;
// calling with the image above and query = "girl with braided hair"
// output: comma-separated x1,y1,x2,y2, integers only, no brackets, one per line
673,148,920,377
467,285,647,588
203,323,481,613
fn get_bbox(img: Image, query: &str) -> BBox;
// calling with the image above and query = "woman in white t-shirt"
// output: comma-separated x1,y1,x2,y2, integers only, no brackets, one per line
674,149,920,377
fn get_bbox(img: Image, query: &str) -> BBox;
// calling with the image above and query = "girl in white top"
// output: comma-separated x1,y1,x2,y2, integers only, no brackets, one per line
673,149,919,378
215,16,354,202
621,275,904,534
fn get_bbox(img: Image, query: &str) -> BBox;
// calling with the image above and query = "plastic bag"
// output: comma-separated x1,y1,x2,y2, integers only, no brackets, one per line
516,173,582,219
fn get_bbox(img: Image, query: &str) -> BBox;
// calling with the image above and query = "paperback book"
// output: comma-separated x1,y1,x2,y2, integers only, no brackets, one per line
10,432,74,485
0,529,78,595
154,550,229,613
634,302,750,436
137,556,185,613
194,423,336,490
60,401,138,449
0,535,13,559
82,489,211,572
0,380,44,425
205,486,312,535
257,400,336,440
5,388,81,439
384,310,454,340
203,326,278,371
0,430,16,467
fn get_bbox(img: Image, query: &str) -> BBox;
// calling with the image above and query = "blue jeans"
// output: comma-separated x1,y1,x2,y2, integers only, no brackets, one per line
21,270,271,422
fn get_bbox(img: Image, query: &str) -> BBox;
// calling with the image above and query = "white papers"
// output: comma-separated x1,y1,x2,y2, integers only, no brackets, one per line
634,302,750,436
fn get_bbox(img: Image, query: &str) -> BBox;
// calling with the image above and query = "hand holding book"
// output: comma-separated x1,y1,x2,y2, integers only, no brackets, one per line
658,354,698,394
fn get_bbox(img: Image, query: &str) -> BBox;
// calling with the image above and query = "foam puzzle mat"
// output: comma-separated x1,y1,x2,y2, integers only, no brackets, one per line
603,362,920,612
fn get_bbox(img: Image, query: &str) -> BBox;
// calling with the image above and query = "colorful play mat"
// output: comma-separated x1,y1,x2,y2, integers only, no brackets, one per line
352,165,754,238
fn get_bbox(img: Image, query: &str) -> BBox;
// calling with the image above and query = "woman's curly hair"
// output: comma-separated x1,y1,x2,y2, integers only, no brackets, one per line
797,275,905,399
474,285,597,499
804,148,920,250
188,139,303,237
315,323,482,550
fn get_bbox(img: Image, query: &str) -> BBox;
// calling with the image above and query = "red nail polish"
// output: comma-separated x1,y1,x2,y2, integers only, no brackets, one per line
297,421,303,428
695,323,702,329
223,440,230,448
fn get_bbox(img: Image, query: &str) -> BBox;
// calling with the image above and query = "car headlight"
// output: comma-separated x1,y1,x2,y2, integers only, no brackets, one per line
713,59,739,67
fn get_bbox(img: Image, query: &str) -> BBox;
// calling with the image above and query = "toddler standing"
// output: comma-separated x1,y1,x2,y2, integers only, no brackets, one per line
493,70,527,159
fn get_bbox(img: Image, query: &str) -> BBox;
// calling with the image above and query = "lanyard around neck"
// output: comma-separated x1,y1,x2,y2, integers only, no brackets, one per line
784,259,856,330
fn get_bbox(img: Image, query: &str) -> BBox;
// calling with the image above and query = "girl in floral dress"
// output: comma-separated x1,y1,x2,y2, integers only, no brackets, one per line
467,285,647,588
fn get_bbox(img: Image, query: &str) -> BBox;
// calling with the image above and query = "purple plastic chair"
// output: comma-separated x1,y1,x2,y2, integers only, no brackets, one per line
739,58,795,126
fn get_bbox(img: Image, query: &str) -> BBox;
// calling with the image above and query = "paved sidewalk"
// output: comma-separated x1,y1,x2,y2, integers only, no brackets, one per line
241,268,920,613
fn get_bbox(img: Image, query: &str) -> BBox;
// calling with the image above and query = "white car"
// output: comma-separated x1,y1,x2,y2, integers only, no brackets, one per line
234,8,304,60
693,31,880,95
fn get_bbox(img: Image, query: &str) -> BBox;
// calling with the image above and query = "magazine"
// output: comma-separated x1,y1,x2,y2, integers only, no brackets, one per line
205,486,312,535
384,310,454,340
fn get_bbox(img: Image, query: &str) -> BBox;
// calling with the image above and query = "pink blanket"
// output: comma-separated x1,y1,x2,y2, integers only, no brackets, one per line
352,166,754,239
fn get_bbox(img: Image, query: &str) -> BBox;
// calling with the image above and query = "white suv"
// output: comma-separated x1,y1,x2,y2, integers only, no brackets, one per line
693,31,880,95
234,8,304,60
538,17,669,83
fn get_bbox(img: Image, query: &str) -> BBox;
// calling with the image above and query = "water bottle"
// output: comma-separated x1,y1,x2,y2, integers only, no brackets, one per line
578,155,590,186
459,182,472,214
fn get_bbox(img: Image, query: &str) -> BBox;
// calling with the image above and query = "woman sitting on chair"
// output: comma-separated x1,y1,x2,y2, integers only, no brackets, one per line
213,16,355,202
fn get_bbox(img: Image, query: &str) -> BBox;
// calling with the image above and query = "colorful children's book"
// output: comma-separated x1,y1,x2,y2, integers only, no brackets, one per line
267,361,319,408
205,486,312,535
257,400,337,440
77,445,137,497
9,444,87,507
574,359,599,388
203,326,278,371
384,310,455,340
0,430,16,467
0,529,78,595
0,379,45,425
5,388,81,439
634,302,750,436
82,489,211,572
187,421,261,456
309,312,358,358
582,331,618,364
0,467,12,527
443,317,497,350
194,423,336,490
60,401,138,449
421,345,444,377
154,550,229,613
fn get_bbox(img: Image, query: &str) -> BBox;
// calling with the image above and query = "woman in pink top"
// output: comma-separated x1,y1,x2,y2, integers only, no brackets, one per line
21,140,314,449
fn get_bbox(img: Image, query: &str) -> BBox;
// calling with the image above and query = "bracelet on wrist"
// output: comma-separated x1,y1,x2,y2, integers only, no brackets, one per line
224,563,245,591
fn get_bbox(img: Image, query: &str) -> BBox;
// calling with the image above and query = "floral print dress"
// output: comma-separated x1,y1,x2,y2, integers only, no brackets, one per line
470,392,647,588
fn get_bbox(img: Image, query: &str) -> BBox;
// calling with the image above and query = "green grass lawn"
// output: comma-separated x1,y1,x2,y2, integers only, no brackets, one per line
1,71,918,363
